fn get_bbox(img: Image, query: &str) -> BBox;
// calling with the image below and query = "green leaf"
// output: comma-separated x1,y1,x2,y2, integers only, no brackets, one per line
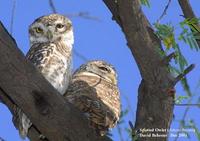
173,44,188,71
175,95,189,104
180,78,192,96
163,34,175,49
188,120,200,140
179,18,200,50
118,108,129,124
169,65,180,75
154,23,176,49
140,0,150,7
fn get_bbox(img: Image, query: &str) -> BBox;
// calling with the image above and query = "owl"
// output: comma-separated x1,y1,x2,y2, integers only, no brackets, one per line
14,14,74,139
64,60,121,136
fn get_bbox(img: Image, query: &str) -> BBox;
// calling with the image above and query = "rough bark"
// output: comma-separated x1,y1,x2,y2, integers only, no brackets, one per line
178,0,200,48
103,0,193,141
0,21,112,141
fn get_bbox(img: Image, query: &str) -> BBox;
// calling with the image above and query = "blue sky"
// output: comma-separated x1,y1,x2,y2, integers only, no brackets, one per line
0,0,199,141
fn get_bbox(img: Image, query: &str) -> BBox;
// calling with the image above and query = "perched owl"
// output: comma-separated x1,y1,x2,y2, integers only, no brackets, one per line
13,14,74,139
27,14,74,94
64,60,121,136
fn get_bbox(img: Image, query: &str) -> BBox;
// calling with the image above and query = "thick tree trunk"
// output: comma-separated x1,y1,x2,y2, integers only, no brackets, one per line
103,0,193,140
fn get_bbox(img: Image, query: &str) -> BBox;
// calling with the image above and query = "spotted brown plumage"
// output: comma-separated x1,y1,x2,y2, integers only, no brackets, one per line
64,60,121,136
26,41,72,94
14,14,74,139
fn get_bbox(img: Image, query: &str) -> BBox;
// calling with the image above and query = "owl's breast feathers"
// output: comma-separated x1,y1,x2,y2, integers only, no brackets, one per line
26,41,72,94
64,73,121,135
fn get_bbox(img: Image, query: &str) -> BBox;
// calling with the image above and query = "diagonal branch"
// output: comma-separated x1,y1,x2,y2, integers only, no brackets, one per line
48,0,57,13
0,21,111,141
178,0,200,48
0,89,44,141
0,137,5,141
157,0,172,23
10,0,16,35
173,64,195,85
48,0,101,21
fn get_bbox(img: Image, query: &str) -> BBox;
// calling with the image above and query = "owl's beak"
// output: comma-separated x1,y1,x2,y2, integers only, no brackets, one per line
46,31,53,40
108,74,117,85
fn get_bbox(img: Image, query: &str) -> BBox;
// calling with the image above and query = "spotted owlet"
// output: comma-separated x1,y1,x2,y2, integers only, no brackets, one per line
13,14,74,139
64,60,121,136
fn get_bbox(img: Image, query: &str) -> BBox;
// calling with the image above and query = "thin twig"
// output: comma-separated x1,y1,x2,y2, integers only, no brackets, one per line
0,137,5,141
48,0,91,63
116,125,124,141
173,85,200,141
128,121,134,130
66,12,101,21
157,0,172,23
173,102,191,141
121,92,134,116
10,0,16,35
48,0,57,13
175,103,200,106
48,0,100,21
73,50,88,62
162,52,176,65
174,64,195,85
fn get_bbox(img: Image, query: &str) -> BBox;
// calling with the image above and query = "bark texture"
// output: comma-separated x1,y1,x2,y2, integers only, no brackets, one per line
102,0,189,140
0,21,112,141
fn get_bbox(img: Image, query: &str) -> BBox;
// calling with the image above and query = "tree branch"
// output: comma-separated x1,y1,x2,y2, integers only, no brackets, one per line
173,64,195,85
178,0,200,48
10,0,16,35
157,0,172,23
175,103,200,106
0,88,45,141
162,52,176,65
0,21,111,141
48,0,57,13
103,0,193,140
48,0,101,21
0,136,5,141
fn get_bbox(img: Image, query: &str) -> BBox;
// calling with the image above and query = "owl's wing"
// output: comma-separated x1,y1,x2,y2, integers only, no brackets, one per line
26,43,54,70
13,106,32,139
26,42,72,94
64,75,121,135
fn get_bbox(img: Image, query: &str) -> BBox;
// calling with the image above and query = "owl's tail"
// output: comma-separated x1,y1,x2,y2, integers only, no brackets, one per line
13,106,32,139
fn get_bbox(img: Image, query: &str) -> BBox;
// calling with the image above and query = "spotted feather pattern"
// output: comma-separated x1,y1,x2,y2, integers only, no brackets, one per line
14,14,73,140
26,41,72,94
64,73,120,136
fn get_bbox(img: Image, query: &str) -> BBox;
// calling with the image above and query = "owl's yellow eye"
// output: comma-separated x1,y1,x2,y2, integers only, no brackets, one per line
35,27,43,33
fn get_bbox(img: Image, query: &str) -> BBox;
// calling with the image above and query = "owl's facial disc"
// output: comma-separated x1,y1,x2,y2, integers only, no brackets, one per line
29,14,74,46
96,65,117,85
29,23,49,45
86,61,118,85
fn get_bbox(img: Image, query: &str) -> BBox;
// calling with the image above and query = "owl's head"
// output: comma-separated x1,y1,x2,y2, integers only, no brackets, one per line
29,14,74,46
75,60,118,85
